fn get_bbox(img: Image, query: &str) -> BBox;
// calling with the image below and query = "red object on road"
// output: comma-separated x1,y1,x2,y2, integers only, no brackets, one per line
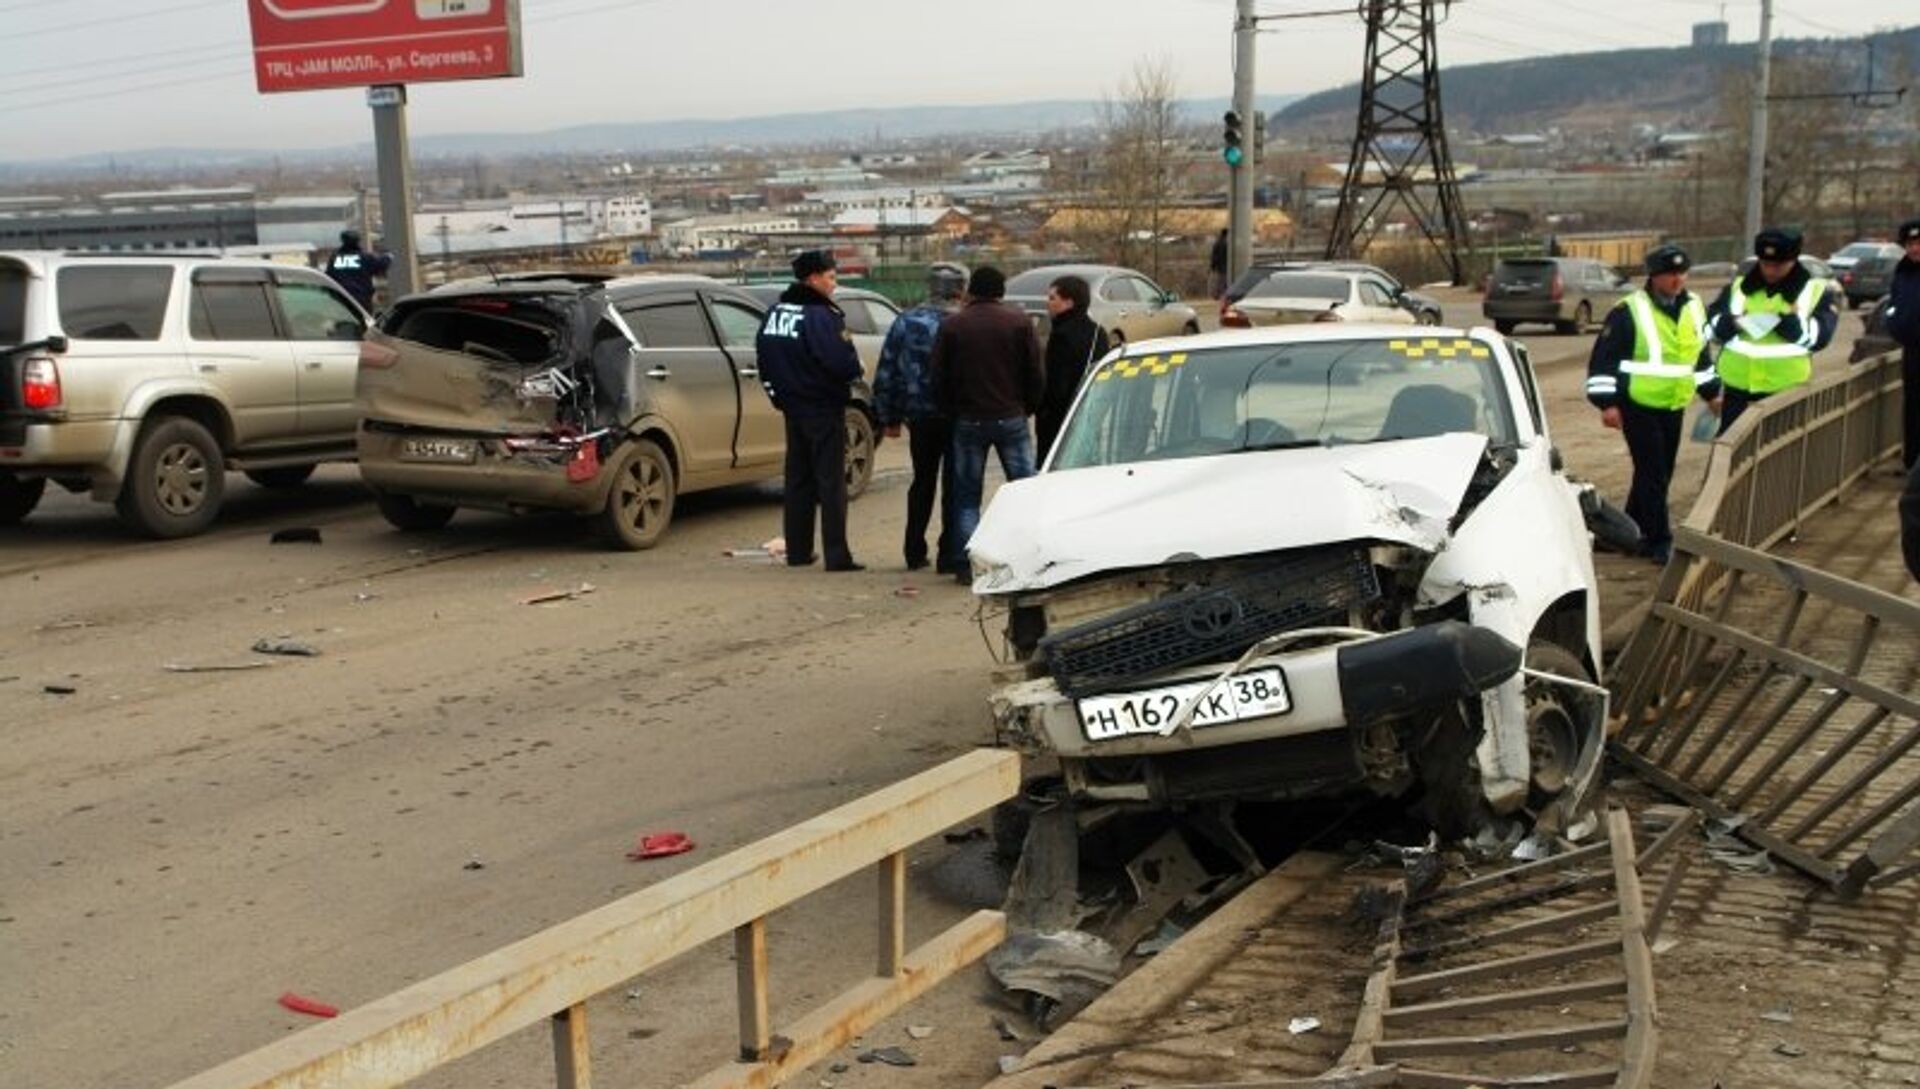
626,832,695,861
278,991,340,1018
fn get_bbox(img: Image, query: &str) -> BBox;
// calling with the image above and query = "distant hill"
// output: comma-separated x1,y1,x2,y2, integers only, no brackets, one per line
1273,25,1920,136
0,95,1302,173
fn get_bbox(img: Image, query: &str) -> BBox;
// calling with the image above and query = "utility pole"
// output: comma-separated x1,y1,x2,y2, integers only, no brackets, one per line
1229,0,1257,282
1743,0,1773,248
369,85,421,298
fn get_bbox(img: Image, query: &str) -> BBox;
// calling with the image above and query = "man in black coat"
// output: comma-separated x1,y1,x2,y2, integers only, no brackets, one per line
1035,274,1110,464
755,249,866,572
324,229,391,313
1884,217,1920,469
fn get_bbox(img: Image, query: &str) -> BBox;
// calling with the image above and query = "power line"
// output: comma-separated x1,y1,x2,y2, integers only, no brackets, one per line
6,0,230,41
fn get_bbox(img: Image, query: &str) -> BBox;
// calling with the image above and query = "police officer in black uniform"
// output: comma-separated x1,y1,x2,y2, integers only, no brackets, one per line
324,229,392,313
755,250,866,572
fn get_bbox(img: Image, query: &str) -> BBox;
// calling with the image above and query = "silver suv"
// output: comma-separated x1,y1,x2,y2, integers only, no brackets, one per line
0,252,367,536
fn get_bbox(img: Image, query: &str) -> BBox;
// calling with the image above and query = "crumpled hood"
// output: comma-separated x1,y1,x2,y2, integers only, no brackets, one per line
969,432,1488,592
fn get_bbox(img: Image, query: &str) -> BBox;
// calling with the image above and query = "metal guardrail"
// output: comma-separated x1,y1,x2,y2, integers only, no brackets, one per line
164,749,1020,1089
1608,349,1916,895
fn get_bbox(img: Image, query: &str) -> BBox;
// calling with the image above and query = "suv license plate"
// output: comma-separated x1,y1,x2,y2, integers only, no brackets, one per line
399,438,476,464
1078,667,1291,741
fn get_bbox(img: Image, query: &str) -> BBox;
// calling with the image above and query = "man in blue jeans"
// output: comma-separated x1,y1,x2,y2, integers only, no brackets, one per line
929,265,1045,583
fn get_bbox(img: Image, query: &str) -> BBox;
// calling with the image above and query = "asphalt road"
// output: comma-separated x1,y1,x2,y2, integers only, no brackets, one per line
0,292,1881,1089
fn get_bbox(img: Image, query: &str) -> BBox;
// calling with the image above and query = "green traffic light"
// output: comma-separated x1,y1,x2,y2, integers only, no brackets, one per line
1223,146,1244,167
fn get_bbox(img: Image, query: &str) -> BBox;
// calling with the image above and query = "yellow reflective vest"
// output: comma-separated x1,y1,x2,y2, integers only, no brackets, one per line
1716,277,1828,394
1616,290,1709,411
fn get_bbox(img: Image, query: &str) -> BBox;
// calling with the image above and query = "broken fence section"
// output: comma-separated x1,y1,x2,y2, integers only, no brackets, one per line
1610,528,1920,896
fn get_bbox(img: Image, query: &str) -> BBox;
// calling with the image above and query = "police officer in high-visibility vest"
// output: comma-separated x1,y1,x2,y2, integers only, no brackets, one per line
1706,227,1839,435
1585,244,1722,564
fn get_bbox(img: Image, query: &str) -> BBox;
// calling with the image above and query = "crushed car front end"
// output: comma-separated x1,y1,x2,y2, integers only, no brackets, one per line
970,327,1607,834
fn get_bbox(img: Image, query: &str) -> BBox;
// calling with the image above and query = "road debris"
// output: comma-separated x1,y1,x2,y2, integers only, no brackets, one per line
942,826,988,844
985,929,1120,1029
463,857,485,871
1703,817,1776,876
35,618,94,632
1761,1007,1794,1024
1773,1041,1806,1058
991,1015,1025,1042
521,582,596,605
1287,1015,1321,1035
252,638,320,657
855,1046,916,1067
626,832,694,861
164,661,273,673
906,1024,933,1040
997,1055,1022,1075
1133,919,1185,957
893,585,921,598
269,527,322,544
43,684,76,695
277,992,339,1018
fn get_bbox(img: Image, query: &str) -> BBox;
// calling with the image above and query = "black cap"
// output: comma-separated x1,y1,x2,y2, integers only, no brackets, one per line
1645,244,1690,276
926,262,967,299
791,249,837,280
966,266,1006,300
1753,227,1802,262
1899,218,1920,246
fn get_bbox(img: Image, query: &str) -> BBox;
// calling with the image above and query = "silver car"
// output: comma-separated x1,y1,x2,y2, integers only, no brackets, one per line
742,284,898,379
1005,264,1201,347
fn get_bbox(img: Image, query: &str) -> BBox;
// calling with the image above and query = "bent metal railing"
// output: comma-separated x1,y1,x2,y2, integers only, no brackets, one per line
1607,349,1916,894
164,749,1020,1089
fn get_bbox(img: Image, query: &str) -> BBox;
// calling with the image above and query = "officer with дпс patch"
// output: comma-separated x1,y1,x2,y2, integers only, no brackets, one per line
1585,244,1721,565
754,249,866,572
1705,227,1838,435
324,229,392,313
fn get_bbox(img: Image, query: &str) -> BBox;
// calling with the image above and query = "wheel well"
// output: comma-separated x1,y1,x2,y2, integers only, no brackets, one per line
143,397,234,452
1530,592,1593,676
634,427,678,478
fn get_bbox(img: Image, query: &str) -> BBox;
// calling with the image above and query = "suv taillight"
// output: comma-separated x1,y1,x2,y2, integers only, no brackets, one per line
358,341,399,369
21,357,61,410
1221,304,1251,328
1549,272,1564,300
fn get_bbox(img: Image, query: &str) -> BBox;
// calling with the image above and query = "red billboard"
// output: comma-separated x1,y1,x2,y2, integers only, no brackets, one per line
247,0,522,93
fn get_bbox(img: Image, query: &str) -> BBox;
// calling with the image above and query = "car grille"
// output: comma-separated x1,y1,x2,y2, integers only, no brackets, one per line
1038,547,1381,698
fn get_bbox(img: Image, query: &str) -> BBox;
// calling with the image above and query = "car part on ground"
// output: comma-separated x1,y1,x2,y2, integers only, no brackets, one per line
355,273,877,551
973,326,1608,896
0,252,368,537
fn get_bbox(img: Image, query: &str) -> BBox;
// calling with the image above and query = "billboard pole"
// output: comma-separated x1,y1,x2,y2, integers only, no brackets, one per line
369,84,420,298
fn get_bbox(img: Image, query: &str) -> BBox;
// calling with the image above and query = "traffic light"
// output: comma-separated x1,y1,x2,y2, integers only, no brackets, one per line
1222,110,1245,167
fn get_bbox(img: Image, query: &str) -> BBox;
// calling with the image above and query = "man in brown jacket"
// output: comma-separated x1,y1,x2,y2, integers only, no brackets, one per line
929,265,1044,581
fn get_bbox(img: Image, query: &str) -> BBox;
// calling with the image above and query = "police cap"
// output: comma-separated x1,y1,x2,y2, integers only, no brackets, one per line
1644,244,1690,276
1753,227,1802,262
791,249,837,280
340,229,361,247
1898,218,1920,246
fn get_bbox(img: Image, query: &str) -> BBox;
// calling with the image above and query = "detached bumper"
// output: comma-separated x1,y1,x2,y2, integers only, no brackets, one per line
991,620,1522,762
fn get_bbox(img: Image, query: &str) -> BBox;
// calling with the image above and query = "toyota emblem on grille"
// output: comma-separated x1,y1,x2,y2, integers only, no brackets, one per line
1183,593,1243,639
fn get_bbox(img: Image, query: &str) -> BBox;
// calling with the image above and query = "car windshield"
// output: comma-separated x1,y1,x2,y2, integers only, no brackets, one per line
1835,244,1882,259
1243,273,1349,301
1051,337,1516,470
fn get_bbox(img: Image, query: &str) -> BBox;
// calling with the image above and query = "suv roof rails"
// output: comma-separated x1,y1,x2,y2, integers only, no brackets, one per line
56,249,229,259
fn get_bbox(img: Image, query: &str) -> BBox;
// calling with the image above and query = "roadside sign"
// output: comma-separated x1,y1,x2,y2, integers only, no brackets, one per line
247,0,522,93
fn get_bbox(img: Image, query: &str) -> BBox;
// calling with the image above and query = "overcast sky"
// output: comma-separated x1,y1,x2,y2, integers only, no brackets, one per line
1,0,1912,161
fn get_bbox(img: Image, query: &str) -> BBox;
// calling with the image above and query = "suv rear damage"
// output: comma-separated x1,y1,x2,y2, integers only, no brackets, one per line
356,273,877,549
970,326,1613,847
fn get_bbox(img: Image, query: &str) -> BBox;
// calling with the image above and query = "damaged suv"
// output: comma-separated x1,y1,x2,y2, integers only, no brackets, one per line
356,273,878,549
969,326,1608,838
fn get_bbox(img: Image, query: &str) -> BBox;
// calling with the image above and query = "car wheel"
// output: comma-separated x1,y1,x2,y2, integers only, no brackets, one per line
244,465,317,489
115,415,225,539
1522,641,1595,807
1493,320,1517,335
1419,308,1441,326
844,407,876,500
0,471,46,526
1181,321,1200,336
1109,329,1126,348
598,438,675,551
373,491,457,532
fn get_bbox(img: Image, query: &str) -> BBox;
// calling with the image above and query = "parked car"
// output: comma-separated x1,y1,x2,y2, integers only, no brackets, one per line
1226,261,1442,325
1849,298,1897,364
742,283,898,376
1482,257,1631,335
1735,255,1835,281
970,323,1609,840
1004,264,1200,347
355,272,878,550
1825,241,1901,274
1838,253,1900,309
1219,267,1420,327
0,251,367,535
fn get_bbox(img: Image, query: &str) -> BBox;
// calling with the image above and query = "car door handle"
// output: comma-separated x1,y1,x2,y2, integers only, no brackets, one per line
304,361,325,370
645,366,671,379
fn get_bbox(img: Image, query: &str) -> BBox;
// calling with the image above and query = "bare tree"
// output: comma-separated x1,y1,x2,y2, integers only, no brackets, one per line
1084,59,1184,276
1710,54,1874,247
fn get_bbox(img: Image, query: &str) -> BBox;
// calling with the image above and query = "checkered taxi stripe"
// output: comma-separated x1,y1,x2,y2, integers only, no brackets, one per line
1095,353,1189,381
1388,337,1490,360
